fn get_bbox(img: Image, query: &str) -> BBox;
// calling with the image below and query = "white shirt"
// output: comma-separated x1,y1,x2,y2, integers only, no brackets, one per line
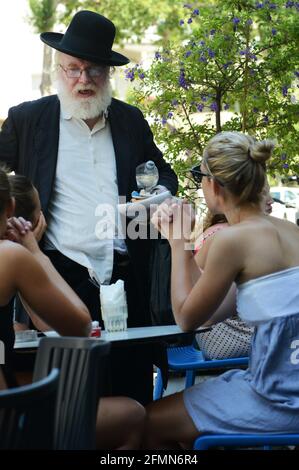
44,108,127,285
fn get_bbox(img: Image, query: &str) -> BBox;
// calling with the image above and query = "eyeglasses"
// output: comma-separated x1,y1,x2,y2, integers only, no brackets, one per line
59,64,107,78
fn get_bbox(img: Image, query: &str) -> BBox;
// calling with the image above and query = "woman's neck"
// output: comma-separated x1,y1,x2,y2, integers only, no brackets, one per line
223,204,262,225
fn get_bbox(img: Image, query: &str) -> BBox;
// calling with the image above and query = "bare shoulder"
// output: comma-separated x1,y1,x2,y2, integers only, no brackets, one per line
210,224,245,249
0,241,33,270
207,224,251,269
269,214,299,232
205,226,245,267
0,242,35,305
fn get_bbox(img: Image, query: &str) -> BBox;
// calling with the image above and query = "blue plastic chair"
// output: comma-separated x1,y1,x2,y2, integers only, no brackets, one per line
193,433,299,450
154,343,249,400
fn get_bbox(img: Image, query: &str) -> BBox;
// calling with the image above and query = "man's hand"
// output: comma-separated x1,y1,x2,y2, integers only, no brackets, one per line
151,184,168,195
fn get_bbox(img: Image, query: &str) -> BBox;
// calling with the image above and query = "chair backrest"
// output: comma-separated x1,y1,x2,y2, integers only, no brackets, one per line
33,337,111,450
0,368,59,449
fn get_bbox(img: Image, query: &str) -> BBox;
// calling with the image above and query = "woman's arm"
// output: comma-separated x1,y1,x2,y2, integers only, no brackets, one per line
152,202,242,331
194,230,237,326
0,368,7,391
18,295,52,332
0,238,91,337
202,282,237,326
170,230,242,331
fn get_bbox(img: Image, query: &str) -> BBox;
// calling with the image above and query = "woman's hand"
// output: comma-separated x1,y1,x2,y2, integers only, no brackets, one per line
5,217,40,254
33,212,47,242
5,217,32,242
151,198,195,244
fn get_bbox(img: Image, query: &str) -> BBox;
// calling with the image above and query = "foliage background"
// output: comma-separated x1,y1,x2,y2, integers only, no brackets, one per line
29,1,299,195
127,1,299,194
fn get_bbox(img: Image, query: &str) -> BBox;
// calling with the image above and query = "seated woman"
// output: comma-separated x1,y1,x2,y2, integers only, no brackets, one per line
194,184,273,360
0,169,145,449
145,131,299,449
8,174,47,331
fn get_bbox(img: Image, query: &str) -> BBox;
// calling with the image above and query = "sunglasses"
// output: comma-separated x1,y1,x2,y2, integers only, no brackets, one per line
187,165,225,187
189,165,210,185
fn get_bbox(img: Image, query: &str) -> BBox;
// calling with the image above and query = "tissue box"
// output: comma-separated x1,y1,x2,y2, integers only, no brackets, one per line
102,304,128,332
100,280,128,332
15,330,38,343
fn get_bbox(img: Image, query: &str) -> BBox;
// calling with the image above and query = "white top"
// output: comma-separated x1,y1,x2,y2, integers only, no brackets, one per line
44,109,127,284
237,266,299,325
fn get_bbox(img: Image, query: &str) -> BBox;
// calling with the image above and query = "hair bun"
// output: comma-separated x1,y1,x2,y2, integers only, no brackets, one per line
249,139,275,164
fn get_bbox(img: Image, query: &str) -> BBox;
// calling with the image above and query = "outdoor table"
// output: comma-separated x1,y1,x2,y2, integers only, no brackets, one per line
14,325,210,405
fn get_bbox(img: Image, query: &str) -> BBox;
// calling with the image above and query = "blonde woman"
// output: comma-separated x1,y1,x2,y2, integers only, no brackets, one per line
145,132,299,449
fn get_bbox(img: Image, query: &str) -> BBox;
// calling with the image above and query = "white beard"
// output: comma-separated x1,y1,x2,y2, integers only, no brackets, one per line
55,76,112,120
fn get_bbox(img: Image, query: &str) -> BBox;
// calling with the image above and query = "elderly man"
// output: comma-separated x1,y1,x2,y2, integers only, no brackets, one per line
0,10,178,330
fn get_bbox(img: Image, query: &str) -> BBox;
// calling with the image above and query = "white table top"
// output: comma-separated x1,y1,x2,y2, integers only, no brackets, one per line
14,325,210,349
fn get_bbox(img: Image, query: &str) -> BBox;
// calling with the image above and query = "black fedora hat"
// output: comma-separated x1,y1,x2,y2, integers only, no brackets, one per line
40,10,130,66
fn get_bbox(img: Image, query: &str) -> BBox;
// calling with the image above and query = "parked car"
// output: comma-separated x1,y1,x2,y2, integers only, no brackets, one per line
270,186,299,224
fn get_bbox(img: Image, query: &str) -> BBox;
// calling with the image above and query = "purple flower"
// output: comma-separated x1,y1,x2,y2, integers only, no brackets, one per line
199,54,207,63
246,19,253,25
283,163,289,169
256,2,264,8
269,3,277,9
285,0,294,6
193,9,200,15
271,28,277,35
199,40,205,46
167,112,173,118
210,102,218,112
178,70,189,89
208,49,215,58
263,115,269,124
224,103,230,110
210,29,216,35
232,17,240,24
185,50,192,58
179,19,184,26
294,71,299,77
253,107,259,113
201,95,208,102
197,103,204,112
282,85,288,96
171,99,179,107
223,61,232,69
281,153,287,161
125,69,135,81
138,73,145,80
161,117,167,125
187,18,193,24
155,52,161,59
